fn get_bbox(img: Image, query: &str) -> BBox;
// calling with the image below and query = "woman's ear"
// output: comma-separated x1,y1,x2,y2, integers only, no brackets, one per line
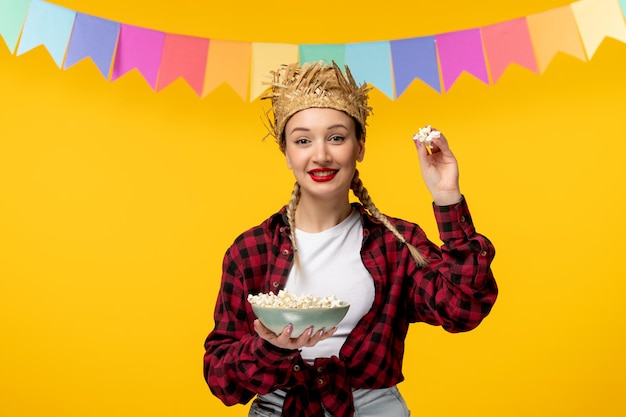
283,149,293,169
356,135,366,163
282,136,293,169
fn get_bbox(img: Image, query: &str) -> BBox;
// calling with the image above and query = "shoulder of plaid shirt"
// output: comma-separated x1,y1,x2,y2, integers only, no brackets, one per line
203,195,497,413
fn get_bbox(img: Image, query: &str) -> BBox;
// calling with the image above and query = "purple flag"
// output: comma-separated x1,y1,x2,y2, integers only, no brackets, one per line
436,29,489,92
64,14,120,78
391,36,440,96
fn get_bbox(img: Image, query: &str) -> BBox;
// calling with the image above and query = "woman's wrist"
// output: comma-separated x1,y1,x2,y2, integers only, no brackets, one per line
432,191,462,206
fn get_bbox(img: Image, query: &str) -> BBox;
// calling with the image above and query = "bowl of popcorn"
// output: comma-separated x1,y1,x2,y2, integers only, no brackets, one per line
248,290,350,337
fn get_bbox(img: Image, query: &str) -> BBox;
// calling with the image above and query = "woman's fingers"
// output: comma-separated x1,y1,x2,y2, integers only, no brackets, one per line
301,327,337,347
254,320,337,350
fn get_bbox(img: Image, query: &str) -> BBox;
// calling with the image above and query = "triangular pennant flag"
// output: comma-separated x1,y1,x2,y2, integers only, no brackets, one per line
203,39,251,100
390,36,440,96
64,13,119,78
16,0,76,67
299,44,345,68
481,18,538,82
156,33,209,96
249,42,298,102
0,0,30,53
571,0,626,58
3,0,622,100
526,6,587,72
436,28,489,92
345,41,394,99
111,24,165,89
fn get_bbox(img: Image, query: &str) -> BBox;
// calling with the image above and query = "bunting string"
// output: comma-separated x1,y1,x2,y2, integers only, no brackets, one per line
1,0,625,101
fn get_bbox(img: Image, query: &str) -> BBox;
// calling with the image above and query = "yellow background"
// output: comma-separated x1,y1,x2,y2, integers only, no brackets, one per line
1,0,625,416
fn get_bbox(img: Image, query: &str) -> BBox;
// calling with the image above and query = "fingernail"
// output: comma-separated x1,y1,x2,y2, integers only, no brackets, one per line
286,324,293,334
307,327,313,337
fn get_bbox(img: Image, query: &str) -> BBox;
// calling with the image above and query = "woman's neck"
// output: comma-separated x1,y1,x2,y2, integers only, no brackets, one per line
294,197,353,233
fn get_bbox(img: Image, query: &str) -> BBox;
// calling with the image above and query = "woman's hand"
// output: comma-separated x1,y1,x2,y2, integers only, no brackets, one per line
254,319,337,350
414,128,462,206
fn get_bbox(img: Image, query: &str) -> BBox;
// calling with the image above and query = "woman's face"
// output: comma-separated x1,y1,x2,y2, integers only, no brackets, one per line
284,108,365,202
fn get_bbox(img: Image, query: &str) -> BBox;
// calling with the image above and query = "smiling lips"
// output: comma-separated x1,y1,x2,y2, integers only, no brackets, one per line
308,169,339,182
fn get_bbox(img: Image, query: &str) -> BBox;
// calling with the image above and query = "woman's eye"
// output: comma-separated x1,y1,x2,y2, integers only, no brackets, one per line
329,135,345,142
294,138,310,145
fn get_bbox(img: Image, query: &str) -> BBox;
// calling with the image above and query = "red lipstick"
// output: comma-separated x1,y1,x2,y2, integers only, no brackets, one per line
308,169,338,182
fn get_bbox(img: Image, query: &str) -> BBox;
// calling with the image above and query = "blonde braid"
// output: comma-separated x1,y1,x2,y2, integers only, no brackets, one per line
351,170,428,267
286,182,301,268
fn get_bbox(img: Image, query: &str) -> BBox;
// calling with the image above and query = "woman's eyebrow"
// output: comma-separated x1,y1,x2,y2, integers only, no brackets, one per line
288,126,311,134
288,123,349,135
327,124,349,130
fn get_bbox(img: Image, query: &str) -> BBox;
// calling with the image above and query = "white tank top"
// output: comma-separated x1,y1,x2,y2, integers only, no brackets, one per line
285,209,375,363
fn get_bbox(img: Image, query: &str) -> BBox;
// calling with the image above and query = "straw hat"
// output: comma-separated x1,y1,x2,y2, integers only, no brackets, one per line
262,61,373,151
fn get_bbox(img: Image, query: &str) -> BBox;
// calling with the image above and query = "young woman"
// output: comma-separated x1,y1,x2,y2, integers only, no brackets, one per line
203,62,498,417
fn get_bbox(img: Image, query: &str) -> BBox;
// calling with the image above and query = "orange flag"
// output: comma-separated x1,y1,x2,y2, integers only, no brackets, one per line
527,6,587,72
203,40,252,100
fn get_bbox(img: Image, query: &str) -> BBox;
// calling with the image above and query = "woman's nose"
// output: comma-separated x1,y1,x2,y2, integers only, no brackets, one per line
312,141,331,163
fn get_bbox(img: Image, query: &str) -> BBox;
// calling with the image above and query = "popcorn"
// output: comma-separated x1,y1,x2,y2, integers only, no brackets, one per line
247,290,343,309
412,125,441,148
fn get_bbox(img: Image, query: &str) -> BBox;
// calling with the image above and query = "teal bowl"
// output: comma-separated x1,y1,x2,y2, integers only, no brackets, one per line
251,301,350,337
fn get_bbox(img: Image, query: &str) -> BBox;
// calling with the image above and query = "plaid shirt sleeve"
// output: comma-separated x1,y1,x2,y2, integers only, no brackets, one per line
407,195,498,332
203,224,304,406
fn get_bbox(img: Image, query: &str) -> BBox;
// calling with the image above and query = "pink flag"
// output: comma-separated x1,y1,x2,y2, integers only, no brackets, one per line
111,24,165,89
436,28,489,92
482,18,538,82
157,33,209,96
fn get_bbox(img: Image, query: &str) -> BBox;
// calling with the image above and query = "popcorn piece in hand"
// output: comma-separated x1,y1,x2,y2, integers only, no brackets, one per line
412,125,441,149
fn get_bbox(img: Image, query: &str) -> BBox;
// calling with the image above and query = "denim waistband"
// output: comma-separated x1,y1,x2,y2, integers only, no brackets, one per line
248,385,410,417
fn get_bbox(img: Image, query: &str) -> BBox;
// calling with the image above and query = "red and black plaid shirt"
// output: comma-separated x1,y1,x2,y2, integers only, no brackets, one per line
203,197,497,416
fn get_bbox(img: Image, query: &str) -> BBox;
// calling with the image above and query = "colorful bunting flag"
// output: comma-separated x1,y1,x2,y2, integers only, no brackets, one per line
571,0,626,58
526,6,587,72
203,40,251,100
111,25,165,89
157,34,209,96
250,43,299,101
0,0,31,53
436,28,490,92
64,14,120,78
16,0,76,68
299,44,346,68
5,0,625,100
345,41,394,99
481,18,538,82
390,36,440,96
